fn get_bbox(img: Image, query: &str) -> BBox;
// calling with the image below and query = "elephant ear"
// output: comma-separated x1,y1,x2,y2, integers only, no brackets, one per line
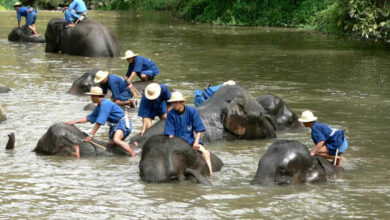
222,96,247,136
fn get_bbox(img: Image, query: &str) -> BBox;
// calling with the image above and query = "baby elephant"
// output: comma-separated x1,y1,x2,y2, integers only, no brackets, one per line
139,135,224,185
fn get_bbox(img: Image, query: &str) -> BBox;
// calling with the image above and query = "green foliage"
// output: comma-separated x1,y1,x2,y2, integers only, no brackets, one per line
0,0,18,9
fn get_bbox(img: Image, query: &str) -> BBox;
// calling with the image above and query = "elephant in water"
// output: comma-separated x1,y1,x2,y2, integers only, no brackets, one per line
251,140,342,185
130,85,276,148
8,26,45,43
139,135,224,185
45,18,120,57
0,84,11,93
256,94,301,130
67,69,158,96
34,123,129,157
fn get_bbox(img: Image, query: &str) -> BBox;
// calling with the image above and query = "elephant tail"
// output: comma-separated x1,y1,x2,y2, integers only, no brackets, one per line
185,168,212,186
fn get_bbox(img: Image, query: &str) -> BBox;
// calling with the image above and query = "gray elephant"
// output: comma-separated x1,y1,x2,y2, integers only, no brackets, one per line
139,135,224,185
256,94,301,130
130,85,276,148
34,123,129,157
45,18,120,57
67,69,158,96
251,140,342,185
8,26,45,43
0,84,11,93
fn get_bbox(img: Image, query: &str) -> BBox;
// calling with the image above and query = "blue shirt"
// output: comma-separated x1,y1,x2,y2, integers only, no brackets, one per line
87,98,124,125
126,56,160,77
68,0,87,13
101,75,130,100
164,106,206,145
138,84,171,118
17,7,31,21
311,121,345,151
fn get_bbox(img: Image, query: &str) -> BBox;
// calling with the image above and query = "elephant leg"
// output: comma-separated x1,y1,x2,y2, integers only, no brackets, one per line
185,168,212,186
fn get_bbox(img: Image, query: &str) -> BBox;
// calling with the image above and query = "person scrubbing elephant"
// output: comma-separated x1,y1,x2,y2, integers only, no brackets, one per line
13,2,39,37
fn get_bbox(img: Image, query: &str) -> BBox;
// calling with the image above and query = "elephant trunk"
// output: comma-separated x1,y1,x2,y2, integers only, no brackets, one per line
6,132,15,150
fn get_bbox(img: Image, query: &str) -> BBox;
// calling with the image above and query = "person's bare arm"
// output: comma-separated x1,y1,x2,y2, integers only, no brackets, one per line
193,132,202,150
64,117,88,125
311,140,325,155
83,123,101,142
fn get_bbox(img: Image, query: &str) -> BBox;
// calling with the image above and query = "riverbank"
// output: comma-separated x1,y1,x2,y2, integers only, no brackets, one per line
2,0,389,42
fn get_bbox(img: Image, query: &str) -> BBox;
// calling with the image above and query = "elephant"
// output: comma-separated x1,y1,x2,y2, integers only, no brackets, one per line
139,135,224,185
251,139,342,185
0,84,11,93
198,84,276,142
67,69,158,96
8,26,45,43
130,85,276,148
0,105,6,123
45,18,120,57
256,94,301,130
34,123,129,157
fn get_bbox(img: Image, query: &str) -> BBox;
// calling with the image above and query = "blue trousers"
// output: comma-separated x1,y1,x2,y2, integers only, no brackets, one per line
64,10,87,23
26,11,37,26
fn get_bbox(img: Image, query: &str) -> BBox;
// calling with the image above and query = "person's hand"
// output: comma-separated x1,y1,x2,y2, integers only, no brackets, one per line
83,136,92,143
193,143,200,151
127,82,133,89
64,121,75,125
139,130,145,136
310,151,315,156
62,7,68,13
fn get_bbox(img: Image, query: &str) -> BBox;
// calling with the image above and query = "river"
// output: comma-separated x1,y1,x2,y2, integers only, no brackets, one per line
0,10,390,219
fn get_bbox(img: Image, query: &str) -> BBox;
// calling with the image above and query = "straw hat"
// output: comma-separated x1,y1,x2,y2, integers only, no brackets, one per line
85,86,105,96
94,70,109,84
298,110,318,123
14,2,22,7
223,80,236,86
121,50,139,60
144,83,161,100
168,91,186,102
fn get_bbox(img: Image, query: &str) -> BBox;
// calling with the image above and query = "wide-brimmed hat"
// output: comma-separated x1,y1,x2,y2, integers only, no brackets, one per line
121,50,139,60
145,83,161,100
223,80,236,86
85,86,105,96
94,70,109,84
14,2,22,7
298,110,318,123
168,91,186,102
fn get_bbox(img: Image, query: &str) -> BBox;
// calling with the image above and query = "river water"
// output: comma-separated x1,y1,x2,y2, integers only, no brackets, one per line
0,10,390,219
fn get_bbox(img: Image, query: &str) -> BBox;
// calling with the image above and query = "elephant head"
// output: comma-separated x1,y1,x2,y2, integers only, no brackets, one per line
251,140,341,185
257,94,301,130
67,70,98,95
222,88,276,139
45,18,66,53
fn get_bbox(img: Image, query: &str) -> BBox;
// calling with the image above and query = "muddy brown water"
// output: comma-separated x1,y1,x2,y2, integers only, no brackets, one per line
0,10,390,218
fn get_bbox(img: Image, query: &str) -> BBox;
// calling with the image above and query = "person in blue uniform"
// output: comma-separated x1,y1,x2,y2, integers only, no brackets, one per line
138,83,171,136
62,0,88,27
65,87,136,158
299,110,348,167
194,80,236,107
14,2,39,37
164,91,213,175
94,70,135,107
121,50,160,84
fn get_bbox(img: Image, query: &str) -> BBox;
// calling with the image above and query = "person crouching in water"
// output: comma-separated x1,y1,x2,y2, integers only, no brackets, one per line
65,87,136,158
299,110,348,167
164,91,213,175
